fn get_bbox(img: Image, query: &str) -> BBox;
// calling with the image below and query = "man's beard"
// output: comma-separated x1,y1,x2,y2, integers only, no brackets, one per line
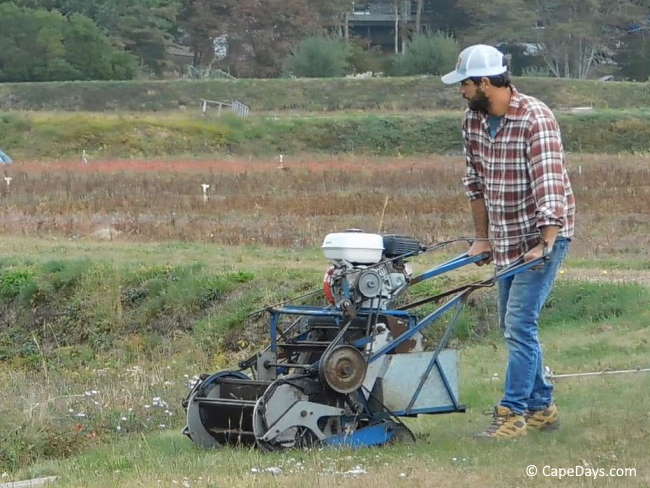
467,88,491,113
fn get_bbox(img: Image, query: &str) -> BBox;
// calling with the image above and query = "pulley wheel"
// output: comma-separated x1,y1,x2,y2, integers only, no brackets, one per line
357,270,382,299
319,345,367,394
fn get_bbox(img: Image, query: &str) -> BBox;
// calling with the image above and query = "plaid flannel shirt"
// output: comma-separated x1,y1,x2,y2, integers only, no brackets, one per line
462,86,575,266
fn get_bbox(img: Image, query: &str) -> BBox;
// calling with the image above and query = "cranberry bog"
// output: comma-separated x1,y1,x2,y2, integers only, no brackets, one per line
2,153,649,262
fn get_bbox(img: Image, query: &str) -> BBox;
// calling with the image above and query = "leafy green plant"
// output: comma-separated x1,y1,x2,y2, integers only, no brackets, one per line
391,32,459,76
0,269,34,299
284,36,350,78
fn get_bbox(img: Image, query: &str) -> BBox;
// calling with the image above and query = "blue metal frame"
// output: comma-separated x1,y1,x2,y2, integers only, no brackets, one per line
410,252,489,285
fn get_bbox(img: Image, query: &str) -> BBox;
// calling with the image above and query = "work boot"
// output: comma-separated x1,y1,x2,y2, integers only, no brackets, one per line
526,403,560,431
475,405,527,439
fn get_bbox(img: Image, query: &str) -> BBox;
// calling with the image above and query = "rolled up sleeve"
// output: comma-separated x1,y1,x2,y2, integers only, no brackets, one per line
526,115,567,228
462,122,484,200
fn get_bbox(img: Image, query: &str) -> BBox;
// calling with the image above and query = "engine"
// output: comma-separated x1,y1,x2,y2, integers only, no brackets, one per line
321,231,424,311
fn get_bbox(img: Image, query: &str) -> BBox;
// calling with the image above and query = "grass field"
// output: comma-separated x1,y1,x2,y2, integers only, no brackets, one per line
6,110,650,159
2,238,649,487
1,149,649,487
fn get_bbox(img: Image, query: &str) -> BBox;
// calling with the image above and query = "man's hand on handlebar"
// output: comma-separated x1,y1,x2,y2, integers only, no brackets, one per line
468,240,492,266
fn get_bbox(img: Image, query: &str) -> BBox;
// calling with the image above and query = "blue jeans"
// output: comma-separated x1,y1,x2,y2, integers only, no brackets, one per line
497,237,571,414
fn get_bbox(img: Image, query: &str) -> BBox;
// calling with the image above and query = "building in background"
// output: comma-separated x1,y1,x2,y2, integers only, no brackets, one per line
347,1,425,53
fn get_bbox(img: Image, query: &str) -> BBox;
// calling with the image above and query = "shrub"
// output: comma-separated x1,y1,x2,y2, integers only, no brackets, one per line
390,32,459,76
284,36,350,78
347,41,391,75
0,269,36,300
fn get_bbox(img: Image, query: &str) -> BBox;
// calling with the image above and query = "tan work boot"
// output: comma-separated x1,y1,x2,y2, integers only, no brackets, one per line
526,403,560,431
475,405,527,439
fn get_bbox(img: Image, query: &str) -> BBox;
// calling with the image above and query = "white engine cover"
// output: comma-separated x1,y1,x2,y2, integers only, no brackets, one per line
322,232,384,264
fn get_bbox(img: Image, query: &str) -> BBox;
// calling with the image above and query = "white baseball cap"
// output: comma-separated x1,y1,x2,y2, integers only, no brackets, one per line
441,44,507,84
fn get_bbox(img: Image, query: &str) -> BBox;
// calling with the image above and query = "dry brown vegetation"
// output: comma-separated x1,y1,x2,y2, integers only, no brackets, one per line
2,153,649,261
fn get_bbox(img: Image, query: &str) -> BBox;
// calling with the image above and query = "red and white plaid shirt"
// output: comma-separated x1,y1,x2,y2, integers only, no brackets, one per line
462,86,576,266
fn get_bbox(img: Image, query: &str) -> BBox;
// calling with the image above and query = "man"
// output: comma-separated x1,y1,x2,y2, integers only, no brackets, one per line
441,44,576,439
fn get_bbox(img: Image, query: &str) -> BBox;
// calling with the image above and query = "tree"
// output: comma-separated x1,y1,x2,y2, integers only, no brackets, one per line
616,31,650,81
529,0,648,79
457,0,649,79
178,0,352,78
177,0,228,68
0,3,136,81
14,0,181,76
417,0,473,37
415,0,423,34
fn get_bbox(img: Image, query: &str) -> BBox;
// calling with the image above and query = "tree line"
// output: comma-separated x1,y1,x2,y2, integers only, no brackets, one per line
1,0,650,82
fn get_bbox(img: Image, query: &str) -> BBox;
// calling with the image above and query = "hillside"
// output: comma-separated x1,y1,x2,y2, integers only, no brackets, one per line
3,109,650,159
1,77,649,112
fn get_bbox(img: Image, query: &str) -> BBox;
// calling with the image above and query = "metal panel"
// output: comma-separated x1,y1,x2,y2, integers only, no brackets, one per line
374,350,459,412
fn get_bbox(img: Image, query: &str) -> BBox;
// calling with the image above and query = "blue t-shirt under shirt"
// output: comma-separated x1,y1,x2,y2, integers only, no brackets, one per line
488,115,503,138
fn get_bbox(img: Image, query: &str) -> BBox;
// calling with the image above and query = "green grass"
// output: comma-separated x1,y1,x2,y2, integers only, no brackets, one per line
1,76,650,112
569,258,650,271
10,293,650,487
1,238,649,484
6,109,650,158
0,255,318,365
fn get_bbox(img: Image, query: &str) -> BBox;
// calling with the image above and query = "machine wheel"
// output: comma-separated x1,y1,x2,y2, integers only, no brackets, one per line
252,376,326,451
184,370,250,448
